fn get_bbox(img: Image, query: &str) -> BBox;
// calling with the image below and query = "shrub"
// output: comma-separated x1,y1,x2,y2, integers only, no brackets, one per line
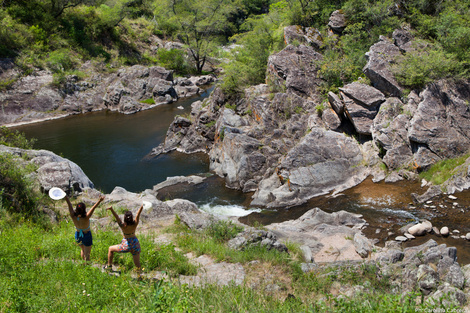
205,220,244,242
0,126,36,149
0,154,41,218
392,40,463,89
0,9,34,57
47,49,76,73
157,48,190,75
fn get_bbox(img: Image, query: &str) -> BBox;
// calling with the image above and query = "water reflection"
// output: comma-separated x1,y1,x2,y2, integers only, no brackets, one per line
14,88,214,193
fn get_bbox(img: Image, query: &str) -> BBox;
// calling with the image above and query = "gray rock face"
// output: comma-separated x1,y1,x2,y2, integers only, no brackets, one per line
227,229,288,253
339,82,385,135
328,10,347,34
0,145,94,194
372,97,413,170
0,63,213,126
210,130,265,190
328,91,345,116
409,80,470,169
252,127,367,208
266,208,368,262
376,239,466,304
156,29,470,209
267,44,323,99
283,25,323,50
392,29,414,52
363,36,403,97
353,233,373,258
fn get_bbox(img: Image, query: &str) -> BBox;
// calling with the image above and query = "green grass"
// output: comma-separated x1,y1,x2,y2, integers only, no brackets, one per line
140,98,155,105
419,153,470,185
0,213,453,312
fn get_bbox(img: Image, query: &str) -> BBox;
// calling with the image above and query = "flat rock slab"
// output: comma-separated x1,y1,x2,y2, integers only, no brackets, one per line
314,234,363,263
180,255,245,287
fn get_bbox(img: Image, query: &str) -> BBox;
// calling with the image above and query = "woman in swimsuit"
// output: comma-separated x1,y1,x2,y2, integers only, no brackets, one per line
65,195,105,263
104,205,144,272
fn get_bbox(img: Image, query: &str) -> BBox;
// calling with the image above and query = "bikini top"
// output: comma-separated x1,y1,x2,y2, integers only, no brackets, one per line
76,217,90,237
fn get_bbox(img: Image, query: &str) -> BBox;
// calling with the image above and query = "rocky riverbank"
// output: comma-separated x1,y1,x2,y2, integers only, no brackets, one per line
0,58,215,127
3,143,470,307
153,13,470,210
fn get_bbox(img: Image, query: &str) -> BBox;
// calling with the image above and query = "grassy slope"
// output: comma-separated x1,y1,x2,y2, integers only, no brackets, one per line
0,215,448,312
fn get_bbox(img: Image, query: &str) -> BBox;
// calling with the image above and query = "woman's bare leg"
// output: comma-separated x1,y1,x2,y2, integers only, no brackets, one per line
107,245,120,266
83,245,92,262
80,245,85,260
132,254,141,268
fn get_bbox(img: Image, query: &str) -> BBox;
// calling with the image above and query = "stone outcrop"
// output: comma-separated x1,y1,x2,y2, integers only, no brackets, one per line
0,62,214,126
0,144,94,194
266,208,369,262
363,35,403,97
266,44,323,99
153,24,470,210
283,25,323,50
408,80,470,169
252,127,368,208
328,10,347,34
227,229,288,253
339,82,386,136
376,239,467,307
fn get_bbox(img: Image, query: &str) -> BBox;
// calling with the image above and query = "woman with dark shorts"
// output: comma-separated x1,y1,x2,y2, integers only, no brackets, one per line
65,195,105,263
104,205,144,272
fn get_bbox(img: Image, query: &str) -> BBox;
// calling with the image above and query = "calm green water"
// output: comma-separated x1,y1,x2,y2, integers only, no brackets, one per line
14,89,214,194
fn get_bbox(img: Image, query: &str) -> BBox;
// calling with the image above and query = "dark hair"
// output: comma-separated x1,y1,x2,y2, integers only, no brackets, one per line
124,211,135,226
75,202,86,218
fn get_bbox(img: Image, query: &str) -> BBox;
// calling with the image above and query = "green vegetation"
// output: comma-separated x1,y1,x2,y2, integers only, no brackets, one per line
0,128,42,222
1,0,469,94
0,210,450,312
419,153,470,185
0,126,36,149
140,98,155,105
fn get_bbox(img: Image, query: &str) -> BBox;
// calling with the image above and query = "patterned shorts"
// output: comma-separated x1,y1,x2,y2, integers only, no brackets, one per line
117,237,141,255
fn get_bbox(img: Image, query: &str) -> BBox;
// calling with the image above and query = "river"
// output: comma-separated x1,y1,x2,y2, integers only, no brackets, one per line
12,88,470,263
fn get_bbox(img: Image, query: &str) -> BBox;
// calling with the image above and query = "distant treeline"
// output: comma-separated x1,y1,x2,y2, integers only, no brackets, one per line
1,0,469,94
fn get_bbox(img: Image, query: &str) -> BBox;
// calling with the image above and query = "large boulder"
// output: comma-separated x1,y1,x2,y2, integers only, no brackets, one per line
377,239,466,304
266,208,368,262
339,82,385,135
0,145,94,194
372,97,413,170
266,44,323,99
363,36,403,97
251,127,368,208
328,10,347,34
209,129,266,190
409,80,470,169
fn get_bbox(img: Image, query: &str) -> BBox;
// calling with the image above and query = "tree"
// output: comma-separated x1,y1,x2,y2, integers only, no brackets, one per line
155,0,238,73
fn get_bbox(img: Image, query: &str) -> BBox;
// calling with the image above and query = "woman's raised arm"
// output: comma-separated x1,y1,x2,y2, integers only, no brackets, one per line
135,205,144,225
87,195,105,218
65,196,74,218
107,207,123,226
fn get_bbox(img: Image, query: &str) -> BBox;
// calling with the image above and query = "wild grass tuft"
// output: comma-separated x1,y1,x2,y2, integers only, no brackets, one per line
419,153,470,185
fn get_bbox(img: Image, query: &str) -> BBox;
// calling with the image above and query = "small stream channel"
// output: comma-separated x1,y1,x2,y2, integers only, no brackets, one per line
13,88,470,264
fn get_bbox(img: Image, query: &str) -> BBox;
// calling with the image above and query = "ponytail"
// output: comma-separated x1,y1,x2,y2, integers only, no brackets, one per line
124,211,135,226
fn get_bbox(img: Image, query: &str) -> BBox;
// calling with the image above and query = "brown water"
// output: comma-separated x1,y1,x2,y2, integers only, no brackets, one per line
241,178,470,264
